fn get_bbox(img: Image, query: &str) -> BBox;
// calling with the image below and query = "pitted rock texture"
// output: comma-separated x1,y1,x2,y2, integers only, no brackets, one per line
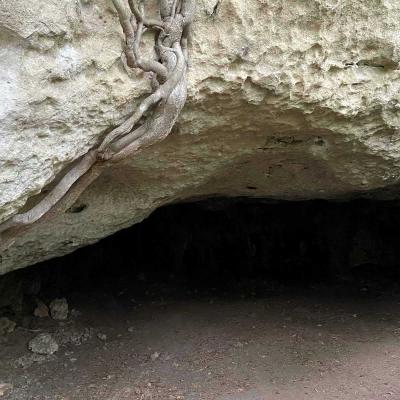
1,0,400,273
28,333,59,355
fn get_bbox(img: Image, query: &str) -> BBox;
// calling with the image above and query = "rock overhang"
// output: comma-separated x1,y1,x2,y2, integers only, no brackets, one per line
1,0,400,274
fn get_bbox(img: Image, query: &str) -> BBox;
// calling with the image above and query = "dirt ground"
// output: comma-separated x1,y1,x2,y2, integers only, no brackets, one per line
1,282,400,400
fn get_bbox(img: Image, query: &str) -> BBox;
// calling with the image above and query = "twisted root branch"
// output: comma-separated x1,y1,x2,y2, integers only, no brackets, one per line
0,0,195,253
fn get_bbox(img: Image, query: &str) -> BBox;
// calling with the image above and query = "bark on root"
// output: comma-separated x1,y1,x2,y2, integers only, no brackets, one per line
0,0,195,253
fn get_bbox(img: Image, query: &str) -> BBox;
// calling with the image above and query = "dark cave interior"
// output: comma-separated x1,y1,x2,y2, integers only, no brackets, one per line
2,198,400,317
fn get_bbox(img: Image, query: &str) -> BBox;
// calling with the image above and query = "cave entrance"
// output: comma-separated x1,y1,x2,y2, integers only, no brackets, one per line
2,198,400,399
17,197,400,293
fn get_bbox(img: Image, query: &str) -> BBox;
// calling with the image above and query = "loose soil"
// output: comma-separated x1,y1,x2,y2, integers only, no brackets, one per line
1,282,400,400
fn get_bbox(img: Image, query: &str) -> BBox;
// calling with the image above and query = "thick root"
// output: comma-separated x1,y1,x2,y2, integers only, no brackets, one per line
0,0,195,252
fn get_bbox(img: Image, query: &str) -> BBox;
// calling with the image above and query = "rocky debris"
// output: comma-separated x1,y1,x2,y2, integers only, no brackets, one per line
0,317,16,336
54,326,93,346
68,329,92,346
28,333,59,355
127,326,135,333
135,388,153,400
34,300,49,318
150,352,160,362
97,333,107,341
0,383,13,397
49,298,69,320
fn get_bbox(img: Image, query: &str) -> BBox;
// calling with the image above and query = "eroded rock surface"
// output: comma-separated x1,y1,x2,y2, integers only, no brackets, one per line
1,0,400,273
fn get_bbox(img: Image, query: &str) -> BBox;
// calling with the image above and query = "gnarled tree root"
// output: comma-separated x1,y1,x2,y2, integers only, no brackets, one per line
0,0,195,253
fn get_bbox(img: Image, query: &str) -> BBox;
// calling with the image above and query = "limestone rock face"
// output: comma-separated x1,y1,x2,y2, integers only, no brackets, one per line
1,0,400,274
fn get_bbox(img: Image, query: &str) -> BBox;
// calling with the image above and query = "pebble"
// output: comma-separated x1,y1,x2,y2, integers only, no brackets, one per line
28,333,59,355
0,318,16,335
97,333,107,341
150,352,160,361
49,298,69,320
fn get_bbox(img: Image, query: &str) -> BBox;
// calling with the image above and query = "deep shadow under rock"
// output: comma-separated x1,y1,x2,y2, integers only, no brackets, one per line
1,198,400,399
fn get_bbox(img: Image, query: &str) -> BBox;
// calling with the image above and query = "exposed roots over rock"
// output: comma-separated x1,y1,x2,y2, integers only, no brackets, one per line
0,0,195,253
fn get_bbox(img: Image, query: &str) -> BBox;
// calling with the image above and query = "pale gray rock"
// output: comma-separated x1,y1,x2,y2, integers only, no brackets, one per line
1,0,400,273
28,333,59,355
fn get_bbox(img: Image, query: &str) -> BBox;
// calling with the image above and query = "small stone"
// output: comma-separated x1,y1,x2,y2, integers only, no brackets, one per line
97,333,107,341
28,333,59,355
34,301,49,318
0,383,12,397
150,352,160,361
70,328,92,345
127,326,135,333
49,298,69,320
0,318,16,335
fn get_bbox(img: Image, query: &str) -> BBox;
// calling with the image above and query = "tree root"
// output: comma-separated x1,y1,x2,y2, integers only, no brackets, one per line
0,0,195,253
